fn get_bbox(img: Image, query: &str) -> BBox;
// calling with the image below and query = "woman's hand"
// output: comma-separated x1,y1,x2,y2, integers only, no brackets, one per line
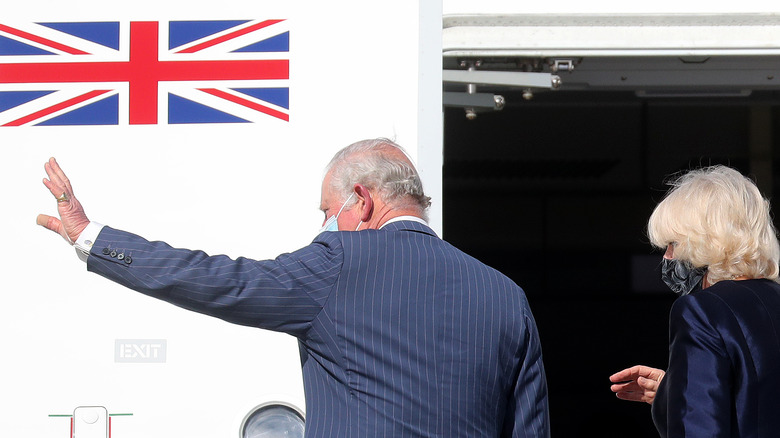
609,365,666,404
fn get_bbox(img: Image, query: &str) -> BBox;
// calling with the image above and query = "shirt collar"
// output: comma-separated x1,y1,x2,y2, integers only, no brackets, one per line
380,215,428,229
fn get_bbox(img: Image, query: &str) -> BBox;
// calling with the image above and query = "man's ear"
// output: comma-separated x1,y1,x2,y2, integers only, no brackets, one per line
354,184,373,222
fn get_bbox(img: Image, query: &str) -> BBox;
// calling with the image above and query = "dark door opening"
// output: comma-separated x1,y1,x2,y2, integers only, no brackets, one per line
443,88,780,437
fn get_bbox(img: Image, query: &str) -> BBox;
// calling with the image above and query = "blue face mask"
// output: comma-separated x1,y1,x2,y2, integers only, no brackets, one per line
661,258,707,296
319,193,355,234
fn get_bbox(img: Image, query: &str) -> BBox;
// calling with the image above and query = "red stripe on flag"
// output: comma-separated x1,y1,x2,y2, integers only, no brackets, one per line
127,21,158,125
0,24,89,55
199,88,289,121
176,20,284,54
3,89,111,126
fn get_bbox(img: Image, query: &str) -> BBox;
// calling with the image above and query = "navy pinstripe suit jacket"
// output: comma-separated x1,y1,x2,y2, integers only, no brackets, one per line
88,220,550,437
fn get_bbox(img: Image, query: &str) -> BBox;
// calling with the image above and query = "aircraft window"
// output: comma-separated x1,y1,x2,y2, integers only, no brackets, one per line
241,402,305,438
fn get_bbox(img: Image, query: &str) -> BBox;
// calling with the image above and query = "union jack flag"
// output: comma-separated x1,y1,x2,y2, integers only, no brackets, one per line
0,20,289,126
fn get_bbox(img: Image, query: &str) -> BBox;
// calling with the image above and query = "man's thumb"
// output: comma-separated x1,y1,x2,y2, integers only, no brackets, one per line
36,214,59,232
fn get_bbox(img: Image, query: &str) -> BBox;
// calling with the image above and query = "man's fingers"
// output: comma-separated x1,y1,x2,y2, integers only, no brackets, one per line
47,157,74,193
44,160,62,187
44,159,70,198
43,174,72,208
43,178,61,196
43,172,66,200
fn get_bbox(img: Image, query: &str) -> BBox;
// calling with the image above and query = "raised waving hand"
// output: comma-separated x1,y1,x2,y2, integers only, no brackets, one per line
37,157,90,244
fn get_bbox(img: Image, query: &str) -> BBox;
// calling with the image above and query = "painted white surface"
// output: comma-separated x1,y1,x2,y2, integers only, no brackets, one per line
0,1,442,437
443,13,780,57
443,0,780,14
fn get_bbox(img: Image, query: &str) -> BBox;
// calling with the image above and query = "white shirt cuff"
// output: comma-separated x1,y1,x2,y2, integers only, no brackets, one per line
74,221,105,262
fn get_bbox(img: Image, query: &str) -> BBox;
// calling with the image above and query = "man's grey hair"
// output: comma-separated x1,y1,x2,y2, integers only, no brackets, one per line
325,138,431,218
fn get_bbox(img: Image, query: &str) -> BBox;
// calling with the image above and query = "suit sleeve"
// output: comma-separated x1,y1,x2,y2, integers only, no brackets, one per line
658,294,732,438
86,226,344,337
503,314,550,438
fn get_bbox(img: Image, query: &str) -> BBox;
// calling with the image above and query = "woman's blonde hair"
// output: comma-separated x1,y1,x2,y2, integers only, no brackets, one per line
648,165,780,284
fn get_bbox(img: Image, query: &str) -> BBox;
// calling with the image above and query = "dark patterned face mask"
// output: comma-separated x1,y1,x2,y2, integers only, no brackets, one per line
661,258,707,295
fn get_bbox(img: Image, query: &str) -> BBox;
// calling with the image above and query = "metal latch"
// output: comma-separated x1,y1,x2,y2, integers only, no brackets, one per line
551,59,576,73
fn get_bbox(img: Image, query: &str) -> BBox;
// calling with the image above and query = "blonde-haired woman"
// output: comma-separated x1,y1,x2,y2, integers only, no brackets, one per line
610,165,780,437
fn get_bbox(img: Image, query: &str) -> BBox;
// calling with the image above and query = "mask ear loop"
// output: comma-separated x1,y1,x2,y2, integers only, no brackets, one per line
335,192,355,218
328,192,355,232
318,192,355,234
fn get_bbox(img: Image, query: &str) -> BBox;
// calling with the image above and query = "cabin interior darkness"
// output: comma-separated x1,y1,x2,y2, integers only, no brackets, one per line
442,89,780,437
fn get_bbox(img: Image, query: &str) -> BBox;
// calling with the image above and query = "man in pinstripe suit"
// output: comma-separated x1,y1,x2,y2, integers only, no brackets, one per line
38,138,550,437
